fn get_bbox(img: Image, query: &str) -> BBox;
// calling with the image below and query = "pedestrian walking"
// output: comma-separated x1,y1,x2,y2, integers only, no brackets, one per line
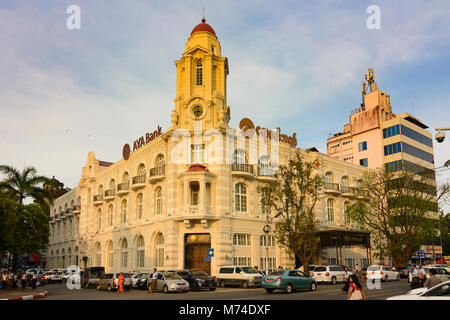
418,264,426,287
355,264,362,281
148,268,158,293
31,273,37,290
21,272,27,289
347,274,366,300
342,267,351,293
410,265,420,289
118,272,124,293
1,271,7,289
13,273,18,289
424,269,441,289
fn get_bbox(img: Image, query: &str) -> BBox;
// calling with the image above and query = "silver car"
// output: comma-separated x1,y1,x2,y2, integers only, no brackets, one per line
97,272,132,291
150,271,189,293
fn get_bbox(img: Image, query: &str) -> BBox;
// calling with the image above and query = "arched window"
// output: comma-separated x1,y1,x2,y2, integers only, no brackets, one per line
341,176,349,192
155,155,165,175
95,242,101,266
137,193,144,219
196,62,203,85
137,163,146,177
155,233,164,268
109,179,115,190
155,187,162,215
136,236,145,268
98,185,104,196
233,150,248,165
344,201,351,224
325,172,333,184
97,208,102,230
235,183,247,212
67,247,72,266
121,238,128,268
108,204,114,226
327,199,334,222
61,248,66,268
122,172,129,184
121,199,127,223
107,241,114,269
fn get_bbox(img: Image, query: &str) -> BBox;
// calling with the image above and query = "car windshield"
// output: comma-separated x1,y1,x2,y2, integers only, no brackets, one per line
140,273,149,279
103,274,113,279
315,267,326,272
368,266,381,271
191,271,208,277
241,267,257,274
164,273,182,280
268,270,284,276
115,273,131,278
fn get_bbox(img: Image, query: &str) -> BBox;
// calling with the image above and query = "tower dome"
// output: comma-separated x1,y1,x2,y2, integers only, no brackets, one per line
191,18,216,36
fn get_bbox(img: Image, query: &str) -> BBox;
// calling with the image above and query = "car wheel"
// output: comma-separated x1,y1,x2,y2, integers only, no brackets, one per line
284,283,293,294
220,281,226,288
331,277,337,285
242,281,248,289
384,275,388,282
265,288,274,294
163,285,169,294
107,284,112,292
396,274,400,281
310,282,317,291
209,288,216,291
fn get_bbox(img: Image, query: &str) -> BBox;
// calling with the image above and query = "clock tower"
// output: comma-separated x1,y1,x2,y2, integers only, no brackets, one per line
171,19,230,132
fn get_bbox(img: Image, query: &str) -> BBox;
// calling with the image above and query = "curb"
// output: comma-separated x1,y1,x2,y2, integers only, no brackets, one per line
0,290,48,301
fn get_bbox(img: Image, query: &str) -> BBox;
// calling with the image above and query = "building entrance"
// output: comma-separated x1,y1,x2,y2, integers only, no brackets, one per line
184,234,211,274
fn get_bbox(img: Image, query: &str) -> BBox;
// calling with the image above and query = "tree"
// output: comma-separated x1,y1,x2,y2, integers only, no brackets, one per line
440,213,450,256
0,165,55,211
258,150,323,274
0,192,18,255
346,168,447,266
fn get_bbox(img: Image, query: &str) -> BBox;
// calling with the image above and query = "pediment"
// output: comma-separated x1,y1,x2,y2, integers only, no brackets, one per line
184,45,210,57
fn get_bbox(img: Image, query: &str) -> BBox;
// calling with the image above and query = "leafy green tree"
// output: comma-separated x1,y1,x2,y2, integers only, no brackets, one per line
440,213,450,256
0,165,54,206
0,192,18,255
346,168,446,266
258,150,323,274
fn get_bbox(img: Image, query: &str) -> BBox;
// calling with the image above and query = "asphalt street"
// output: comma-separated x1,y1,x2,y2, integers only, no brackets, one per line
41,279,411,300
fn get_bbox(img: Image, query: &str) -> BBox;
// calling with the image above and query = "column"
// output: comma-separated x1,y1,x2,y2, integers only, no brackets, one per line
201,179,206,214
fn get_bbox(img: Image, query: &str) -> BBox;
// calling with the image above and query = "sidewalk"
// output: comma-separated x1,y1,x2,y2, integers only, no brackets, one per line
0,288,48,300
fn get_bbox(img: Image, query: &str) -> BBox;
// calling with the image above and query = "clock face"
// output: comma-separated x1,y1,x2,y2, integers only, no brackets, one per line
193,106,203,118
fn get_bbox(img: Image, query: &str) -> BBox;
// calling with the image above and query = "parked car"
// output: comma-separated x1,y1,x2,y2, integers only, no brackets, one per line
397,266,411,279
97,272,132,291
216,266,262,288
386,281,450,300
262,269,317,293
46,271,63,284
147,271,189,293
131,272,149,288
135,273,151,290
170,270,216,291
366,265,400,282
81,267,105,288
25,268,44,277
311,265,348,284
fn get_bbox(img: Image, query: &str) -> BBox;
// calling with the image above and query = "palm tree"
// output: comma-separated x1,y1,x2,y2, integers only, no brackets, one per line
0,165,54,206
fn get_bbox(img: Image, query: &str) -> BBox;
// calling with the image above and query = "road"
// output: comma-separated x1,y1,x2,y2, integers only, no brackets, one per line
42,279,411,300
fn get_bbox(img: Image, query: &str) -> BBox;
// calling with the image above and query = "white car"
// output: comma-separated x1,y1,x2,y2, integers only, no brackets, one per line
366,265,400,282
216,266,263,288
46,271,63,283
387,280,450,300
311,265,350,284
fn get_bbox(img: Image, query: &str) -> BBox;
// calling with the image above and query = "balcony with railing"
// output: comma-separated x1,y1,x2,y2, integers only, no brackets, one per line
149,165,165,183
66,208,74,217
73,205,81,214
341,186,357,197
131,175,146,190
231,163,255,179
104,189,115,201
93,194,104,205
257,167,278,181
324,182,340,194
117,182,130,196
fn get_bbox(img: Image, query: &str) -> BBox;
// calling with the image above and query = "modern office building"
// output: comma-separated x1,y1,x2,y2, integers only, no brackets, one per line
327,68,435,180
47,19,373,275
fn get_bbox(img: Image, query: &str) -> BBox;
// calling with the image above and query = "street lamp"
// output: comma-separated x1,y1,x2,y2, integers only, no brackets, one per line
262,212,282,275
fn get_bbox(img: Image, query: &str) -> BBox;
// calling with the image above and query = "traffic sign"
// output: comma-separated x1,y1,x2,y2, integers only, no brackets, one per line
208,248,214,257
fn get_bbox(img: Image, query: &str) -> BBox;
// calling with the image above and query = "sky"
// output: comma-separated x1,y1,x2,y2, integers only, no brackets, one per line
0,0,449,211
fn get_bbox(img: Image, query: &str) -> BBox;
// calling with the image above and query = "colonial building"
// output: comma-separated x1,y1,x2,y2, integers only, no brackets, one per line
47,19,372,275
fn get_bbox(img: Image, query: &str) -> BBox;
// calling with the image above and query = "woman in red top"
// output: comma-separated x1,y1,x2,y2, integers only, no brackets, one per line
347,274,366,300
118,272,124,293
